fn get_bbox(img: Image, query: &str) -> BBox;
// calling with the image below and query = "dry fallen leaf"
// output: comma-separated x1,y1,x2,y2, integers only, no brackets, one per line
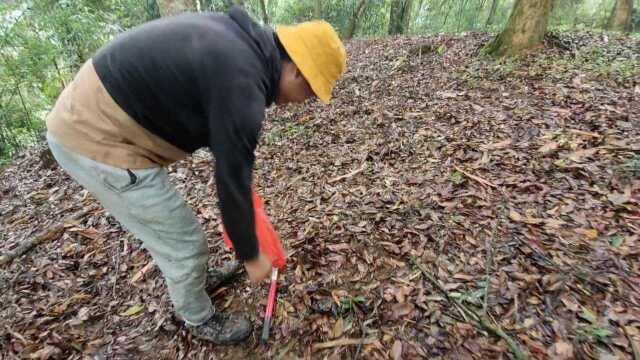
444,282,463,291
452,273,474,282
538,141,560,154
77,307,90,321
481,139,512,151
331,317,344,339
576,228,599,240
391,340,403,360
544,218,567,229
567,148,598,162
607,187,631,206
119,304,145,317
29,345,61,360
509,210,524,222
391,303,415,319
509,210,543,225
547,340,574,360
560,296,580,312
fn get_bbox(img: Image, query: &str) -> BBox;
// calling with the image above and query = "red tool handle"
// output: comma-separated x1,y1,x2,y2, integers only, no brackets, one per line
261,267,278,342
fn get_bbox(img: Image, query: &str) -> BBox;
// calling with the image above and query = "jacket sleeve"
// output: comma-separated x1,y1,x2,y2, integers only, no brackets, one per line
208,81,265,262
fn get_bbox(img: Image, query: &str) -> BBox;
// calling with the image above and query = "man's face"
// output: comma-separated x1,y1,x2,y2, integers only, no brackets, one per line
276,61,316,105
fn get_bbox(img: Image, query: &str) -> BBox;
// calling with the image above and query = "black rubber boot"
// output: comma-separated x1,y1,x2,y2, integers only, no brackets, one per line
188,312,252,345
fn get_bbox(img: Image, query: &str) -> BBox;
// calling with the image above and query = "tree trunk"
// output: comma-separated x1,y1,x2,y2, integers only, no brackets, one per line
415,0,425,18
483,0,552,57
346,0,369,39
456,0,470,32
388,0,413,35
145,0,162,20
485,0,499,27
259,0,269,24
607,0,633,32
158,0,196,16
313,0,322,19
401,0,414,32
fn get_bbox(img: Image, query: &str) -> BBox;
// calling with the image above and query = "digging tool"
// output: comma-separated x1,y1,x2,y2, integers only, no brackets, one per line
222,190,287,343
261,267,279,342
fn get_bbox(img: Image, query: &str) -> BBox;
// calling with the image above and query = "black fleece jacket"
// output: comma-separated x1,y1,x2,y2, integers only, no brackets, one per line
93,7,281,261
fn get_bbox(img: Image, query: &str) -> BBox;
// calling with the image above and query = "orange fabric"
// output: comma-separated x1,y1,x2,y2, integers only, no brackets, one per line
222,192,286,269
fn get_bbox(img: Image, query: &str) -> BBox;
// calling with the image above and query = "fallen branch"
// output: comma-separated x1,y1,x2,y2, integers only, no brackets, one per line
411,256,528,360
355,318,375,359
483,226,495,316
113,240,122,297
0,225,64,266
568,129,601,138
599,146,640,153
328,161,367,184
0,208,92,266
312,337,376,351
454,166,498,189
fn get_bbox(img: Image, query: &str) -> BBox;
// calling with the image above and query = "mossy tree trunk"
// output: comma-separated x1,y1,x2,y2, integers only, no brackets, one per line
485,0,499,27
220,0,244,12
346,0,369,39
388,0,414,35
145,0,162,20
483,0,552,57
607,0,633,32
259,0,269,24
313,0,322,19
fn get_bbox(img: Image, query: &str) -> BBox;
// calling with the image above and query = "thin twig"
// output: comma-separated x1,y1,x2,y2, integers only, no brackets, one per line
483,225,495,316
454,165,498,189
328,161,367,184
411,256,528,360
355,318,375,359
312,337,376,351
113,239,121,297
354,320,367,359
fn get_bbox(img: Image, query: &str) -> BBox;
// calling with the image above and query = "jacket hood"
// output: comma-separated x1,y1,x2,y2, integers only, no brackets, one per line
228,6,280,105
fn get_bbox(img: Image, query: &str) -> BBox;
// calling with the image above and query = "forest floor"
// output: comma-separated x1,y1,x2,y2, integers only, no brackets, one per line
1,32,640,360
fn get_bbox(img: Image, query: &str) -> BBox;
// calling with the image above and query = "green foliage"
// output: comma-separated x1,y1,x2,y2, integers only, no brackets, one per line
0,0,149,161
536,40,640,85
340,295,366,310
450,170,464,185
614,154,640,182
578,306,613,341
263,122,308,145
609,235,624,247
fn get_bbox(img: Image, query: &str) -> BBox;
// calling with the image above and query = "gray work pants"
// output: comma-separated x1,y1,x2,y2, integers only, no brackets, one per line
47,133,213,325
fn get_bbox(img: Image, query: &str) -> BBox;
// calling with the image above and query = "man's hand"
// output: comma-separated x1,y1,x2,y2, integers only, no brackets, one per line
244,253,272,284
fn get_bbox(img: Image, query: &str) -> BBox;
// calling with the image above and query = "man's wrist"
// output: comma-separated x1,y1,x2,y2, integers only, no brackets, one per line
243,253,260,265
